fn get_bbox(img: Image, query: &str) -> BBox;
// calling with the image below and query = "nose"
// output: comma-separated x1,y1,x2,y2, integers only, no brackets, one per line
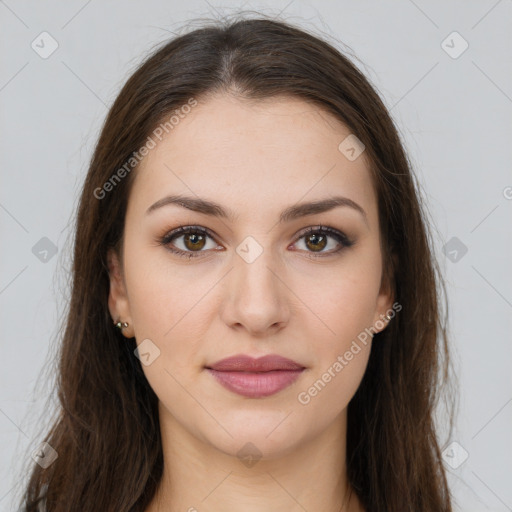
219,246,290,337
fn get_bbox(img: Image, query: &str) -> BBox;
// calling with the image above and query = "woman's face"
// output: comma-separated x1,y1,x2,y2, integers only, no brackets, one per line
108,93,393,459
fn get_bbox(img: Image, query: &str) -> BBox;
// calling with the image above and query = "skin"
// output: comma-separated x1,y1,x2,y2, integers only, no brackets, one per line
108,93,393,512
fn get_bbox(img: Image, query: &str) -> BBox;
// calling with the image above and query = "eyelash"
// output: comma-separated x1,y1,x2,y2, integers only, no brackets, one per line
158,225,354,260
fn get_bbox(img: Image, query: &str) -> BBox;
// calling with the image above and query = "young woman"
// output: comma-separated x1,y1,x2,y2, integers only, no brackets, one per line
19,15,455,512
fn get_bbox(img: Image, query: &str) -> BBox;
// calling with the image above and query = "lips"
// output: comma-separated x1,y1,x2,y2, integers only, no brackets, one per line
205,354,305,398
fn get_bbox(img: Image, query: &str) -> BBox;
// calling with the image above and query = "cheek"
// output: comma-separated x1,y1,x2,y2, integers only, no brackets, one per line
328,275,380,344
294,264,380,410
122,249,214,394
294,252,382,353
124,242,212,338
295,280,375,405
290,252,380,411
123,255,212,418
294,341,370,439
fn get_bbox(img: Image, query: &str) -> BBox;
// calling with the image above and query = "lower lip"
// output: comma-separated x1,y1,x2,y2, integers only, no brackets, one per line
206,369,305,398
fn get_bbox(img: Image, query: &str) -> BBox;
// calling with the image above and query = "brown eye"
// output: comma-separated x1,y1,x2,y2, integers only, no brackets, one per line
304,232,328,252
293,226,354,257
183,232,206,251
160,226,219,258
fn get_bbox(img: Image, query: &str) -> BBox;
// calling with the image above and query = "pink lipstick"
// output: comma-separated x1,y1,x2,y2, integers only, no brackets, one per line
205,354,305,398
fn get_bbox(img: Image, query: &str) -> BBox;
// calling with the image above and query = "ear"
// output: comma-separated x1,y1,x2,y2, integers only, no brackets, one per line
372,253,397,334
107,248,134,338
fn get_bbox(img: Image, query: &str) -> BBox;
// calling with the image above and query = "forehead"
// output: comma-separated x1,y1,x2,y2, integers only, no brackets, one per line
129,93,377,225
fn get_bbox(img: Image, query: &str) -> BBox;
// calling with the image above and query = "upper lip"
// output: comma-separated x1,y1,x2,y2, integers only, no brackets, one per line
206,354,305,372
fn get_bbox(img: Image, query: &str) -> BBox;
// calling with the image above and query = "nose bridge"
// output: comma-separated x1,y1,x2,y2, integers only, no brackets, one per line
234,235,281,302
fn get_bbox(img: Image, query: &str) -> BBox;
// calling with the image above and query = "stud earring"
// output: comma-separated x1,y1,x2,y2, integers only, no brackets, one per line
114,320,129,330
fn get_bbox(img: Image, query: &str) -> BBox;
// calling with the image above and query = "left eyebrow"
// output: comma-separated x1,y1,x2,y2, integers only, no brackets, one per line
146,194,368,226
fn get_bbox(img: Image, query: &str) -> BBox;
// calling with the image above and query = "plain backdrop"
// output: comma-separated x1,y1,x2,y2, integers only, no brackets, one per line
1,1,511,511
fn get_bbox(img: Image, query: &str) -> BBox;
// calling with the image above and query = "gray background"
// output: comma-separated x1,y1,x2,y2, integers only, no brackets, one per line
1,1,511,511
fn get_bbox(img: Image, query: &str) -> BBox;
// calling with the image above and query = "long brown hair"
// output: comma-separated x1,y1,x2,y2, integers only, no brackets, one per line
17,14,455,512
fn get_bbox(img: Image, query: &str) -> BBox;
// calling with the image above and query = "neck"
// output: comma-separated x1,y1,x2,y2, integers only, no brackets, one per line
146,403,364,512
